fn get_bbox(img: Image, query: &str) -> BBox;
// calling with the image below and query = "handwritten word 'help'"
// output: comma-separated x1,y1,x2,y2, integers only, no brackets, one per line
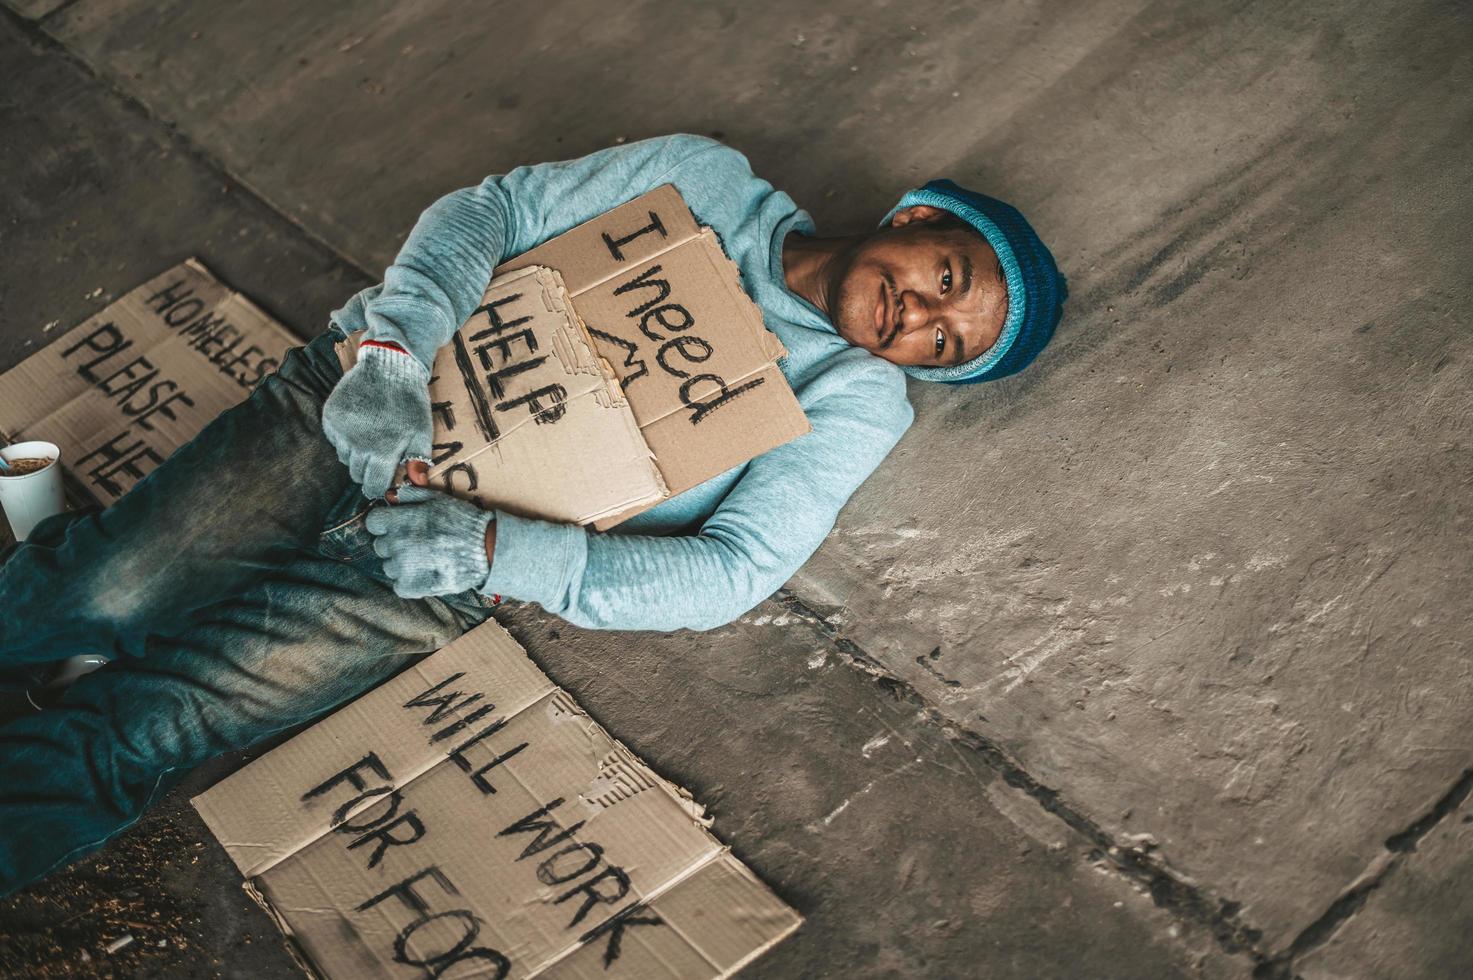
452,290,569,445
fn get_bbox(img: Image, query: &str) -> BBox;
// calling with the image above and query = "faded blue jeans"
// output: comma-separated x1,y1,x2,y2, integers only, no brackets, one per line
0,326,495,896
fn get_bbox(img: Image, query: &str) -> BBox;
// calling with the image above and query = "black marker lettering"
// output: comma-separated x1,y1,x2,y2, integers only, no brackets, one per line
242,357,277,387
471,328,537,369
466,741,528,795
429,704,497,744
655,335,713,379
217,343,264,384
394,911,508,980
536,842,603,886
347,810,426,869
129,388,194,431
97,356,159,401
357,865,453,915
201,323,243,362
163,297,207,327
179,310,227,342
62,322,132,383
402,672,483,726
451,332,497,441
429,394,457,431
586,326,648,385
483,356,545,400
429,441,463,467
612,264,672,318
440,461,478,494
355,867,508,979
145,280,194,316
578,900,665,968
555,866,631,929
497,798,586,860
602,210,667,261
301,752,396,829
75,430,163,497
449,718,507,765
638,302,693,343
474,293,534,335
496,383,566,425
680,373,766,425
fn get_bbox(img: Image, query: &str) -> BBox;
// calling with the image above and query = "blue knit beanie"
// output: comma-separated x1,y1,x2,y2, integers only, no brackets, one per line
879,179,1066,384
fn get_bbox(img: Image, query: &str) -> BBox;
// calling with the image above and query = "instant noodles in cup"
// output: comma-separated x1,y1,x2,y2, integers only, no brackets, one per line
0,440,66,542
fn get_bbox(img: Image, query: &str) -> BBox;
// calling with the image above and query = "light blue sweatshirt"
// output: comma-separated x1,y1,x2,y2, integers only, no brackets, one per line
331,135,913,631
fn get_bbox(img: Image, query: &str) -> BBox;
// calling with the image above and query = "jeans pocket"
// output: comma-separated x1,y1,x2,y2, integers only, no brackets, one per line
318,506,376,563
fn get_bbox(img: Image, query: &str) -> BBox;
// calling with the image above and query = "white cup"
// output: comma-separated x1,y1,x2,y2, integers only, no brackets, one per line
0,440,67,542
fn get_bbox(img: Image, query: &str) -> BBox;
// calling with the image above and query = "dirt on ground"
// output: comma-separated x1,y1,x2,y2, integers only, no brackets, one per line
0,794,284,980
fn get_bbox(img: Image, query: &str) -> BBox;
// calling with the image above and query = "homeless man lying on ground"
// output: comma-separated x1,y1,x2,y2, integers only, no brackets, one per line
0,134,1065,895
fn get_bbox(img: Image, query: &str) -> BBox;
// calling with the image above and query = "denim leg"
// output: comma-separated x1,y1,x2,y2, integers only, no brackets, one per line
0,532,492,896
0,327,355,667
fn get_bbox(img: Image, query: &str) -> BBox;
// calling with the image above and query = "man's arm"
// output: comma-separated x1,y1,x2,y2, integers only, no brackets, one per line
357,134,741,367
483,350,913,631
326,134,745,497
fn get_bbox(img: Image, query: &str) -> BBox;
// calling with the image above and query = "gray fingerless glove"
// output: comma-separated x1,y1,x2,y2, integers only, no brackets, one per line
321,344,434,498
364,485,493,599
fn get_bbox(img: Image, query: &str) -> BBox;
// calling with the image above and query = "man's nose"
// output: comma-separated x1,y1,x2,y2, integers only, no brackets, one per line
899,290,932,334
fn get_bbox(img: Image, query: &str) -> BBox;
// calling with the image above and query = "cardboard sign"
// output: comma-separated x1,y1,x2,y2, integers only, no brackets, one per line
0,259,297,505
193,621,802,979
361,265,668,526
343,185,811,529
499,185,809,529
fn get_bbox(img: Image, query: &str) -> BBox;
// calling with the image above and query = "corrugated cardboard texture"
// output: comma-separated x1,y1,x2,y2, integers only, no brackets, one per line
343,185,811,530
339,266,667,526
193,622,802,979
0,259,297,505
498,185,810,530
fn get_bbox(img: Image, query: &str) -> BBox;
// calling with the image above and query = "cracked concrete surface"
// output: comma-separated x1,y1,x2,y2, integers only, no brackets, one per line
1,0,1470,976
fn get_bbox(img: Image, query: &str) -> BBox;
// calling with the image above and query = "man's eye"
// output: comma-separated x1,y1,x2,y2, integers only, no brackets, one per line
940,268,953,294
935,328,945,357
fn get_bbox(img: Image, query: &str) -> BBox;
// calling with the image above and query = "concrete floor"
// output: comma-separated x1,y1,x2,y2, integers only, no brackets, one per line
1,0,1470,977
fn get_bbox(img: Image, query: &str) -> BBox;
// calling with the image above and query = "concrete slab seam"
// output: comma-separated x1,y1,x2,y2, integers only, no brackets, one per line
780,589,1473,979
2,3,374,285
776,589,1271,971
31,0,79,26
1253,768,1473,980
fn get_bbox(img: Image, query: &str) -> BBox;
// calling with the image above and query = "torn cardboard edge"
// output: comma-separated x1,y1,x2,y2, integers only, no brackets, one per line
192,621,802,979
245,848,793,980
340,183,810,532
496,185,794,427
508,227,779,433
426,267,638,470
335,266,671,528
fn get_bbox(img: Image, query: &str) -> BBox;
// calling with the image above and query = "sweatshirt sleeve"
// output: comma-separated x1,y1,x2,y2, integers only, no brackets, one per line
483,351,914,631
354,135,735,368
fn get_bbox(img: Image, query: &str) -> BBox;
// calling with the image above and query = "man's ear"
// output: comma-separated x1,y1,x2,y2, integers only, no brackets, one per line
889,204,951,228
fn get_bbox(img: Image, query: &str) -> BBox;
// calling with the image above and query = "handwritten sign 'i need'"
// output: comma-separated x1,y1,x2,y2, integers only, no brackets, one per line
495,185,810,530
0,259,297,505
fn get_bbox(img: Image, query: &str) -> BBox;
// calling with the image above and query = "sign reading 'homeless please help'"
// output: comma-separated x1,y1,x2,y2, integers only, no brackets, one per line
0,259,297,504
193,622,802,979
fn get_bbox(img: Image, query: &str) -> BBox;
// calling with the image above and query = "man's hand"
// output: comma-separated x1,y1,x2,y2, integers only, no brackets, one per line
365,484,494,599
321,343,433,498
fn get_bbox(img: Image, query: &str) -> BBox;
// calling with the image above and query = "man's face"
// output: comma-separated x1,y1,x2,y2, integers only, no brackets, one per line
830,206,1010,368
